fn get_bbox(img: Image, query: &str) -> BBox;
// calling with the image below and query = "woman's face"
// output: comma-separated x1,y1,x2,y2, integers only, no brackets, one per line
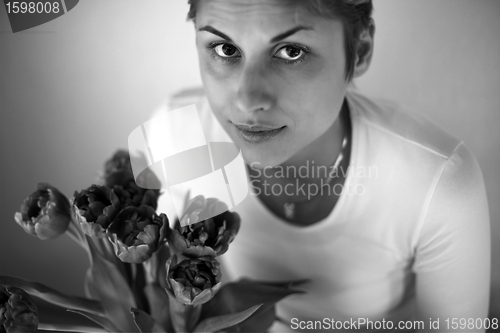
195,0,349,167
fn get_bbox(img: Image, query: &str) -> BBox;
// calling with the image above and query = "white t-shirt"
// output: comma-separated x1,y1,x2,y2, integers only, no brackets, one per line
159,88,490,332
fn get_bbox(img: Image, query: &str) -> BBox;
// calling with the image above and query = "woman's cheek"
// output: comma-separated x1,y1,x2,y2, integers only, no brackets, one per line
199,61,232,124
201,60,232,93
200,54,234,81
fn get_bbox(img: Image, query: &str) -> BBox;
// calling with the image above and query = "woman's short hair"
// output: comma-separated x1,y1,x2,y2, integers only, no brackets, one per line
187,0,373,81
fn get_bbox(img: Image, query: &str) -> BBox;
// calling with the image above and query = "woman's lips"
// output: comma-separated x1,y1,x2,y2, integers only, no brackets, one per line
233,123,286,144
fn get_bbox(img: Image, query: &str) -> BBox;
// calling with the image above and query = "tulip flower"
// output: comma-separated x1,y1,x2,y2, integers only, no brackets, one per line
14,183,71,240
103,150,132,179
107,206,168,263
168,196,241,258
166,255,221,307
103,150,161,207
0,286,38,333
111,182,159,211
73,185,119,238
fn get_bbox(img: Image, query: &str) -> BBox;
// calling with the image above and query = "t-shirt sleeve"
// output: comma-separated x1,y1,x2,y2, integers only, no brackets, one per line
412,142,491,332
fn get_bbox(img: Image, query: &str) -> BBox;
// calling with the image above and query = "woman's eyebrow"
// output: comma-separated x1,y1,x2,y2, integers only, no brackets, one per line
270,26,313,43
197,25,313,43
198,26,233,42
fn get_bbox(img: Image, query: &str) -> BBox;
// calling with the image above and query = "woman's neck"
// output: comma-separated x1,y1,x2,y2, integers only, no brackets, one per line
246,100,352,225
249,100,348,189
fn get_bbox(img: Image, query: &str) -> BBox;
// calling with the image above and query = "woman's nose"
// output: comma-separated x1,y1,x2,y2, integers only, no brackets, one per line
235,63,275,114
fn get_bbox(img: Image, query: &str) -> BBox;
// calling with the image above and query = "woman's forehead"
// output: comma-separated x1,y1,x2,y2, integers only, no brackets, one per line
194,0,342,42
196,0,321,26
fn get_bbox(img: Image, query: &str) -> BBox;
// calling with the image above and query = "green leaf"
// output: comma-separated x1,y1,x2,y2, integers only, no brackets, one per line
236,302,276,333
0,276,103,316
38,322,107,332
247,279,309,289
130,307,169,333
193,304,261,333
144,283,173,332
83,268,99,300
200,279,307,332
87,237,139,332
67,309,120,332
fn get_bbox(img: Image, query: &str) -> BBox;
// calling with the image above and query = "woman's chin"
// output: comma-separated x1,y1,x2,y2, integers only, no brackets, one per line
241,150,289,168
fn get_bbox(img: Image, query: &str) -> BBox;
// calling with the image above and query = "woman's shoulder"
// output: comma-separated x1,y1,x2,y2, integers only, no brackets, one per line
345,91,489,265
346,90,462,160
346,90,487,227
347,89,487,197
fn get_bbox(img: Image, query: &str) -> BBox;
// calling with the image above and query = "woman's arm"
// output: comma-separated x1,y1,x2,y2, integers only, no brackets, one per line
413,143,491,332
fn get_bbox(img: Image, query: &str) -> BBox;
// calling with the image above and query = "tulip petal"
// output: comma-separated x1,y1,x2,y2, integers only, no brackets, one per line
191,288,213,307
170,196,240,258
107,206,162,263
15,184,71,240
117,244,151,264
14,212,36,238
169,279,187,305
0,286,39,333
75,209,106,239
184,245,217,258
138,225,159,246
166,257,221,307
34,215,57,240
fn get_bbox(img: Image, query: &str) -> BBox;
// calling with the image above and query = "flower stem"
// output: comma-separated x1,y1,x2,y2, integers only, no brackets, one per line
167,290,201,332
132,263,150,314
66,215,87,250
0,276,104,316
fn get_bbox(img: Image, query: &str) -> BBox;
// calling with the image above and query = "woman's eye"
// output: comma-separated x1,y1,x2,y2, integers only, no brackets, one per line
275,45,304,61
213,43,240,58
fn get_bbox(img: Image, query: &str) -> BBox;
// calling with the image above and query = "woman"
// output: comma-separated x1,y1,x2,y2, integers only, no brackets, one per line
166,0,491,331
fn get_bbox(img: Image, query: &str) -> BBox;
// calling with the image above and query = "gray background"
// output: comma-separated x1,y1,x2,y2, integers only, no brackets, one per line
1,0,499,319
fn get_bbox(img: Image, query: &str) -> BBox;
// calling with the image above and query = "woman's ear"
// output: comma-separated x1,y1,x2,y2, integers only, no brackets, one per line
352,19,375,79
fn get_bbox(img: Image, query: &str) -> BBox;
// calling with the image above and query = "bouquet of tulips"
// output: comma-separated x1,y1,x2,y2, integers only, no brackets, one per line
0,150,305,333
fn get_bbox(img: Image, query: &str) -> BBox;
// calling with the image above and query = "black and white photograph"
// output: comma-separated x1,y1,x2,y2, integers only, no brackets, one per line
1,1,499,332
